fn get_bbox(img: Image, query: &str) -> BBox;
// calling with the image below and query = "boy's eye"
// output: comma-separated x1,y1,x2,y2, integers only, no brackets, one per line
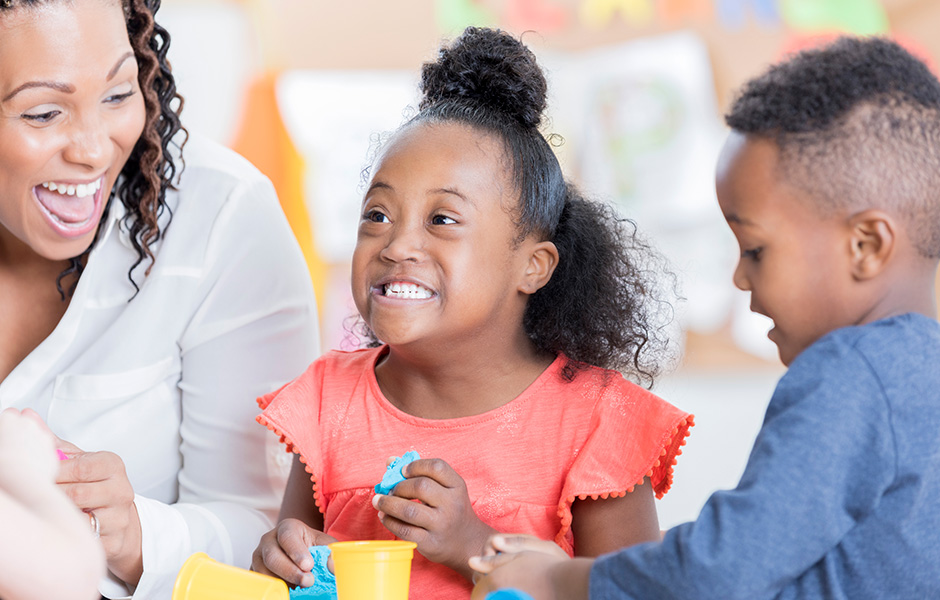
364,209,389,223
741,247,763,261
430,214,456,226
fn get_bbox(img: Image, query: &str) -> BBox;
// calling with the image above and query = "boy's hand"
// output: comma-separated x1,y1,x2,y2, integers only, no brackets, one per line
251,518,337,588
469,535,592,600
372,458,496,580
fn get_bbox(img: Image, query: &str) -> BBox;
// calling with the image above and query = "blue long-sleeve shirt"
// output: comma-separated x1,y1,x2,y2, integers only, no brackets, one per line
591,313,940,599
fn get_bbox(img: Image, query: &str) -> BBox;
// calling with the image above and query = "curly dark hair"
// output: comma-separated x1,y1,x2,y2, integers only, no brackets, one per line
1,0,186,298
354,26,675,386
726,36,940,258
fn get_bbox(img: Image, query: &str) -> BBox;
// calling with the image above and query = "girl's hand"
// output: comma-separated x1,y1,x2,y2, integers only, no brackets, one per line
252,518,338,588
372,458,497,580
55,437,142,585
469,535,591,600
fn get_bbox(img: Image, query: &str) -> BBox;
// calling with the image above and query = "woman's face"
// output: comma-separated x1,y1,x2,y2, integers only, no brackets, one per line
0,0,145,262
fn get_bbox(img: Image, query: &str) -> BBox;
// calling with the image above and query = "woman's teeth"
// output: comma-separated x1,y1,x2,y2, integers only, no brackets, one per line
384,282,433,299
40,178,102,199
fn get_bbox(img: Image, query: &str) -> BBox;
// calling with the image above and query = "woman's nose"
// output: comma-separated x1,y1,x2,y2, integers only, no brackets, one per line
61,115,110,171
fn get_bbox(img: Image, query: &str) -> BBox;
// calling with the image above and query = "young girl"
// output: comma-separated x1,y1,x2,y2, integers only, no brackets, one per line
252,27,693,598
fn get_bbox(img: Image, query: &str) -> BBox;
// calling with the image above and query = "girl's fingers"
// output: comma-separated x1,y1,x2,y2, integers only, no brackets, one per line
260,539,314,587
372,493,433,529
375,511,427,545
402,458,461,488
276,521,316,572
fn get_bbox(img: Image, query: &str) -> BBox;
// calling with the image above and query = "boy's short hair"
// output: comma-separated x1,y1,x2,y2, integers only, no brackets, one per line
726,37,940,259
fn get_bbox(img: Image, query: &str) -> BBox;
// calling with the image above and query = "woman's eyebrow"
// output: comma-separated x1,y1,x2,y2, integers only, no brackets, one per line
3,51,136,103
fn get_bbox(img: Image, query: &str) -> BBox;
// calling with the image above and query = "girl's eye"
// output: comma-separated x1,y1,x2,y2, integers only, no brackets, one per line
22,110,61,123
431,215,456,226
741,247,763,261
364,209,389,223
105,90,136,104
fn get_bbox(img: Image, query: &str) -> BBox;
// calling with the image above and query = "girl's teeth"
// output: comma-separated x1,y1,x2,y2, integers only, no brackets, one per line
384,282,432,299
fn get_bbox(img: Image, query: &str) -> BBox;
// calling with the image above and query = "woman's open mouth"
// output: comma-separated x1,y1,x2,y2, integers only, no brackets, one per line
33,176,105,238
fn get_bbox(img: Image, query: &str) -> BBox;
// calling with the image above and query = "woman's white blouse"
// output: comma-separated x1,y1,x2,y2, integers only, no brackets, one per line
0,135,319,599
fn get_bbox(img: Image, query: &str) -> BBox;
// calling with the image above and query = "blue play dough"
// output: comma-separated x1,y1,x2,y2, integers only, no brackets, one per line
485,590,535,600
289,546,336,599
374,450,420,494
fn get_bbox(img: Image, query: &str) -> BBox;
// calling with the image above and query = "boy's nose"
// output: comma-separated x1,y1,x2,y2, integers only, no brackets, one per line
732,261,750,291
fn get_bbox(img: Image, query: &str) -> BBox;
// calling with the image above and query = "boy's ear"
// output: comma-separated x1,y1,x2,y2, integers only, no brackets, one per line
848,210,896,280
519,240,559,294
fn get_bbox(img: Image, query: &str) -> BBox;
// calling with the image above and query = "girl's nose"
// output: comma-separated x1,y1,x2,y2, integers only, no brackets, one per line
379,224,425,263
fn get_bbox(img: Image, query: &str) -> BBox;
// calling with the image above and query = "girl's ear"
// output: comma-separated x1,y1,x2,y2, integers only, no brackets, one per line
848,210,896,280
519,240,559,294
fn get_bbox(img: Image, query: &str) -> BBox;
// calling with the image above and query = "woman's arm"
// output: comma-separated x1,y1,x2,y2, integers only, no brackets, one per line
570,477,660,556
129,175,319,598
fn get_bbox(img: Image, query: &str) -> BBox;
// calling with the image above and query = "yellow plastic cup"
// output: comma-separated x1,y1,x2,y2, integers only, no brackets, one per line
329,540,417,600
172,552,289,600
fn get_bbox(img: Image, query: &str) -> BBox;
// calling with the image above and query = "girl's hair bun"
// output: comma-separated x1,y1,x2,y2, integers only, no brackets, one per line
420,27,548,130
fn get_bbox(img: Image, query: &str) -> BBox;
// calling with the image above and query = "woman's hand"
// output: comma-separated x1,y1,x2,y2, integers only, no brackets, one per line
372,458,497,580
469,534,591,600
252,518,338,588
54,437,142,586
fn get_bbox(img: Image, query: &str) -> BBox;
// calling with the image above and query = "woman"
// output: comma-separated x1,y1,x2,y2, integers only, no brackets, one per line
0,0,319,597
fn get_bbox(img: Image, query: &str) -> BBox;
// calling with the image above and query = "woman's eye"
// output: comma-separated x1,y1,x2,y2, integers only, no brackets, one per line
22,110,61,123
741,247,763,261
105,90,136,104
364,209,389,223
431,215,456,225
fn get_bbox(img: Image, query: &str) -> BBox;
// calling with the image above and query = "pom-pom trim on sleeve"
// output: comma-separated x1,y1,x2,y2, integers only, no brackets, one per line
553,413,694,553
256,410,325,514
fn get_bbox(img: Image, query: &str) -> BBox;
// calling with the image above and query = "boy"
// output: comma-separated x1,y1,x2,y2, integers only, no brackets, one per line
469,36,940,600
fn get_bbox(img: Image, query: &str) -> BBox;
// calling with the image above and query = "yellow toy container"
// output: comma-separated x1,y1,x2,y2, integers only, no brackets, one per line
172,552,289,600
329,540,417,600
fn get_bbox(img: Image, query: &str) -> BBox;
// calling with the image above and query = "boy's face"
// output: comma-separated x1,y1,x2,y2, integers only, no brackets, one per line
716,132,859,366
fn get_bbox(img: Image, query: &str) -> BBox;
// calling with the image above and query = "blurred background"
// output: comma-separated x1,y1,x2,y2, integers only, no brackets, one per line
157,0,940,528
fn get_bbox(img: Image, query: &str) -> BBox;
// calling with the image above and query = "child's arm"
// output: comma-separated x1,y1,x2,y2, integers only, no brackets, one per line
571,477,661,555
251,455,336,588
0,409,105,600
469,535,591,600
372,457,497,581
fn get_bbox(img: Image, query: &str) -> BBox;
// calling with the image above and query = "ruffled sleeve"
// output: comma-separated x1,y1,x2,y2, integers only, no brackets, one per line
555,377,694,549
256,357,326,510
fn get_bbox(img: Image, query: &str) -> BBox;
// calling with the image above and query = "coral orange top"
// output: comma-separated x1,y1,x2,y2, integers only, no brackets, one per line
257,347,693,599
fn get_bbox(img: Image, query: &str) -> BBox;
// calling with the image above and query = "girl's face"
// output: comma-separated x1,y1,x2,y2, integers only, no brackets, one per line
0,0,145,262
352,122,538,351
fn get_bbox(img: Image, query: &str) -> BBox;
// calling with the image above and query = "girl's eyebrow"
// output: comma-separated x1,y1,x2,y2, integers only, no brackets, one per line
2,51,136,103
430,187,474,206
366,182,475,207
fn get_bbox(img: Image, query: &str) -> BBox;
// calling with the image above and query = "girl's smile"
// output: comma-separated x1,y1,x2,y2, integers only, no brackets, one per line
352,121,536,351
